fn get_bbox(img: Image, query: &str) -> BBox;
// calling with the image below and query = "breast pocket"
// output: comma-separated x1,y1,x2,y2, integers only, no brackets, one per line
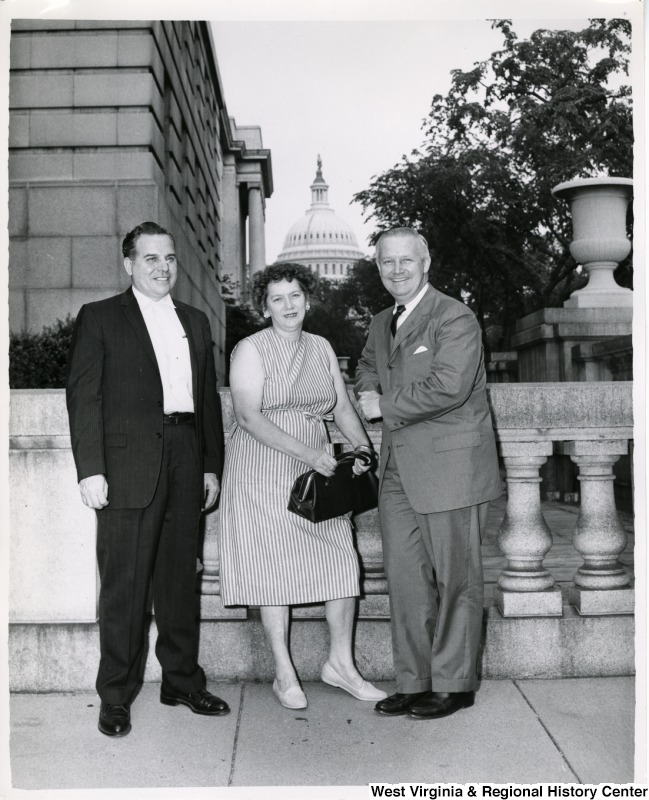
407,350,433,380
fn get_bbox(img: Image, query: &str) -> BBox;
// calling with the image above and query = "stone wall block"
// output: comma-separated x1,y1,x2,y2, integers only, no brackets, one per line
30,110,118,148
30,33,118,68
116,109,154,146
25,288,116,334
9,110,30,147
10,72,74,108
9,187,27,237
72,151,159,182
168,92,183,139
117,30,153,66
27,237,72,289
116,184,159,233
9,291,27,332
168,124,183,169
29,185,116,236
9,35,31,68
9,239,28,289
10,448,97,622
76,21,146,30
9,152,75,182
9,389,72,435
11,20,76,31
168,159,183,202
73,71,155,107
72,236,124,289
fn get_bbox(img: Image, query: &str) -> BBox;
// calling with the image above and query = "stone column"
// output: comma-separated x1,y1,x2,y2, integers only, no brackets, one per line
248,186,266,276
494,441,563,617
560,440,633,614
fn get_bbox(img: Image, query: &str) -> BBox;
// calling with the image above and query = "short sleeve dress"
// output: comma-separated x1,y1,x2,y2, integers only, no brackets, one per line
218,327,360,606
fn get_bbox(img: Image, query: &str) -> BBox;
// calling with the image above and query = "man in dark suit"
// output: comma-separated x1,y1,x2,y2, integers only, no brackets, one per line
355,227,501,720
66,221,228,737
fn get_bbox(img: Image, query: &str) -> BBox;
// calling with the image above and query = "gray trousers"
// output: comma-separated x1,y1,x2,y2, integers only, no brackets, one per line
379,452,487,693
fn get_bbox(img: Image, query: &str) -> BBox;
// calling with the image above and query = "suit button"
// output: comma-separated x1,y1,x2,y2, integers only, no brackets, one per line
156,401,162,407
156,432,162,438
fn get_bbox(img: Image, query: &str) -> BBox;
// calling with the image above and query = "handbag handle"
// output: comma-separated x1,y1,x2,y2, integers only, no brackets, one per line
334,448,375,468
296,448,376,502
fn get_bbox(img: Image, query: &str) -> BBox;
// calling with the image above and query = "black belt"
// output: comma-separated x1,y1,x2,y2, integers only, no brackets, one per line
163,412,195,425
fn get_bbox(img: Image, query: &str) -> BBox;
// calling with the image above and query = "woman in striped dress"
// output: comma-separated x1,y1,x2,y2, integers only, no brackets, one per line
219,263,387,710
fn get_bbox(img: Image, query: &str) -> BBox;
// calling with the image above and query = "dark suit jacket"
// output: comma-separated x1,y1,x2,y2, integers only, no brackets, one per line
355,285,501,514
66,287,223,509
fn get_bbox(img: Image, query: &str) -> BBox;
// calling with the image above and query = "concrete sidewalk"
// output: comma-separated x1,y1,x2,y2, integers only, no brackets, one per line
8,676,636,794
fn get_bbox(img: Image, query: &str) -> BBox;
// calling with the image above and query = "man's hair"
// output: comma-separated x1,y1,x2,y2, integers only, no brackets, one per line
375,227,430,261
122,222,175,260
251,262,317,314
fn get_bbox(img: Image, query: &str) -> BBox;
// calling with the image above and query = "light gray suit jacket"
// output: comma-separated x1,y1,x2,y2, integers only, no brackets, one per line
355,285,501,514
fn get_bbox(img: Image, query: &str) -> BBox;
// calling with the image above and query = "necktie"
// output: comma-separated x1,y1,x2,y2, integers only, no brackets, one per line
390,304,406,337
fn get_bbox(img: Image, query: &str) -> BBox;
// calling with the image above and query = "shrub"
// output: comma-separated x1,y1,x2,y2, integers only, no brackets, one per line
9,316,76,389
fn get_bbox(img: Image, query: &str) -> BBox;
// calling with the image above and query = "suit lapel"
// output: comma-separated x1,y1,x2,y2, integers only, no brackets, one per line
120,288,158,368
388,286,435,363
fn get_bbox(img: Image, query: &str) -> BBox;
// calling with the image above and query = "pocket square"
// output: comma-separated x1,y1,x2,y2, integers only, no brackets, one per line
413,345,428,355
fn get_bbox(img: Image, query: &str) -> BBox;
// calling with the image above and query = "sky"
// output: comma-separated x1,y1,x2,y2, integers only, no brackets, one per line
211,18,592,263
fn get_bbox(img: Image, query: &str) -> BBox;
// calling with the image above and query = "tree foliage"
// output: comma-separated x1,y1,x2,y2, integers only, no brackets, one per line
353,19,633,350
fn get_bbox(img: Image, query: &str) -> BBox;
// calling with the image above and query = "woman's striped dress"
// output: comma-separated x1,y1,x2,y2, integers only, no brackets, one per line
219,327,360,606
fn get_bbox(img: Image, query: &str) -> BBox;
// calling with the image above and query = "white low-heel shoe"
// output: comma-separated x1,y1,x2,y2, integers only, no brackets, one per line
272,679,307,709
321,662,388,702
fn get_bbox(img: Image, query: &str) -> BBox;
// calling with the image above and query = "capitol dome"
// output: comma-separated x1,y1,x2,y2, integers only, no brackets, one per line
276,156,366,281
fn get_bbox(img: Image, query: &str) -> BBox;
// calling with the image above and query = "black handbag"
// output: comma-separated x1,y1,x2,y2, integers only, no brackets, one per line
288,449,379,523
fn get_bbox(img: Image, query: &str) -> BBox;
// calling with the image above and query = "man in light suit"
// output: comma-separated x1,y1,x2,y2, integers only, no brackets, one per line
66,221,228,737
356,227,501,719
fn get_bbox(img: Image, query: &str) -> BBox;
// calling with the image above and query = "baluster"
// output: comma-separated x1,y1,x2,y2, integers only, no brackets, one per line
561,440,634,615
494,442,562,617
200,507,246,619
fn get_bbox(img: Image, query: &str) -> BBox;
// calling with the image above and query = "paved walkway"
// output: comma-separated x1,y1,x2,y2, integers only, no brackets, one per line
7,676,638,795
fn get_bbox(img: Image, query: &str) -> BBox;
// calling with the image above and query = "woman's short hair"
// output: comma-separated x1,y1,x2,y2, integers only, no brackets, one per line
251,263,317,314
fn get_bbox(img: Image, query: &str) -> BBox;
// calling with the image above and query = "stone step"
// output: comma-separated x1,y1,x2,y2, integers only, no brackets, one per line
9,605,635,693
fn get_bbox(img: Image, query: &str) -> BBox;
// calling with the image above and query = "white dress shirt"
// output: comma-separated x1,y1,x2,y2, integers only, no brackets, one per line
132,287,194,413
392,282,430,331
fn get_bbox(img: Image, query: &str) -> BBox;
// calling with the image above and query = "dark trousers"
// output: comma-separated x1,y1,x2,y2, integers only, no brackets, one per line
379,452,487,694
95,424,205,704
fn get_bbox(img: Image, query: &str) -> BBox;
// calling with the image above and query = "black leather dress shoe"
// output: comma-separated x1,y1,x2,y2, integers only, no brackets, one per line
98,702,131,737
408,691,474,719
160,686,230,716
375,691,430,716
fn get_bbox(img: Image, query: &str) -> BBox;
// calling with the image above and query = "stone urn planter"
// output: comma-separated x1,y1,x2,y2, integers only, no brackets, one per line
552,177,633,308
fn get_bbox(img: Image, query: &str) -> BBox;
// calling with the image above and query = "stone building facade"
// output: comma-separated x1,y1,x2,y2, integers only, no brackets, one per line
8,19,272,381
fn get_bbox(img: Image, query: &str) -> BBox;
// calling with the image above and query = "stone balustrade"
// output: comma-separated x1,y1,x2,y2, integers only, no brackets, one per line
8,383,634,690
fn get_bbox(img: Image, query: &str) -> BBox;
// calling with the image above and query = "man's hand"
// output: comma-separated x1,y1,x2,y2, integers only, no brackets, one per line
358,390,382,421
203,472,220,511
79,474,109,509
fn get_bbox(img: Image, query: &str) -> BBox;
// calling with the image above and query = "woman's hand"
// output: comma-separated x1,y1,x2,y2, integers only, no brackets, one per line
306,448,338,477
352,446,375,476
352,456,373,476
